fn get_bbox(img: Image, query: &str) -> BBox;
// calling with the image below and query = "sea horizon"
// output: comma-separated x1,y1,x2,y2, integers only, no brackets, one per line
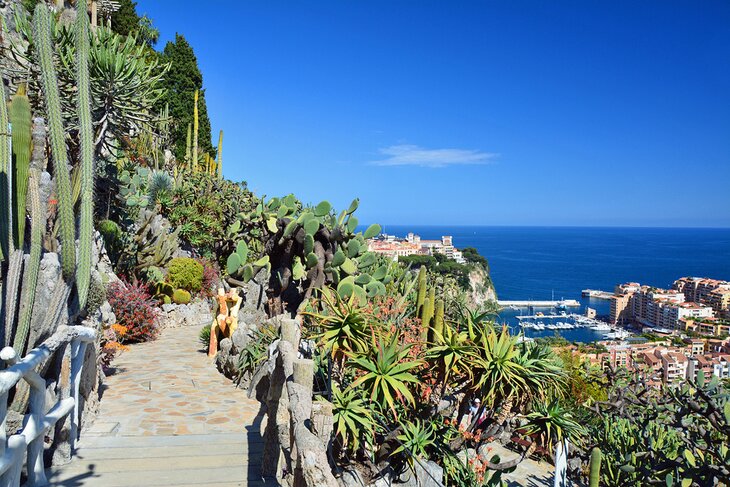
376,224,730,230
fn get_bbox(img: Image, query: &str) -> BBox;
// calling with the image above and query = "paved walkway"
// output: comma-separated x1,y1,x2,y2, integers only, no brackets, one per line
48,325,266,486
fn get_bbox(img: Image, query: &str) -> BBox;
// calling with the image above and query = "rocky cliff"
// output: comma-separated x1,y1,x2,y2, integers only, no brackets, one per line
466,265,497,308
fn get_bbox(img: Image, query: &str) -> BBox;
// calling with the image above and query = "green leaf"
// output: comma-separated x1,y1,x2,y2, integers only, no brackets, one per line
341,258,358,275
347,239,360,258
304,218,320,235
332,250,346,267
683,449,696,468
236,241,249,261
363,223,381,239
372,265,387,281
346,198,359,215
292,257,305,280
242,264,254,282
665,473,673,487
229,220,241,235
314,200,332,217
306,252,319,269
346,216,359,234
283,219,298,237
681,479,691,487
226,253,241,275
304,234,314,255
266,215,279,233
253,255,270,267
337,277,355,298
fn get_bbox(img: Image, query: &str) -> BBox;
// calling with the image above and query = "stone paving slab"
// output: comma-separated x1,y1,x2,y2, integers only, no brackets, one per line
48,324,268,486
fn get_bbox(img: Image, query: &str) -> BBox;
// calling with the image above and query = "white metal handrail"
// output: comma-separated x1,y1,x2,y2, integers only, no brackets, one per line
0,325,96,487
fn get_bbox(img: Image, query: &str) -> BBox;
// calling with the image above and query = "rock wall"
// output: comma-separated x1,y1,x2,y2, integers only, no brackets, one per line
249,318,338,487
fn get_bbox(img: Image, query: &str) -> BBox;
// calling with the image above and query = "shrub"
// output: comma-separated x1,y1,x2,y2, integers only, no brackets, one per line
164,172,255,262
167,257,203,292
98,219,123,262
172,288,191,304
197,257,220,298
107,281,159,343
99,323,130,371
199,324,211,347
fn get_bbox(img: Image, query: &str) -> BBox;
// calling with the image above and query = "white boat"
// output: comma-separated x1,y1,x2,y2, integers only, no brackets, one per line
591,323,611,331
603,329,630,340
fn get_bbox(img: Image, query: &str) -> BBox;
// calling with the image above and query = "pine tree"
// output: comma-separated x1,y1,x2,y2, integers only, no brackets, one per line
110,0,159,47
159,34,214,161
110,0,140,37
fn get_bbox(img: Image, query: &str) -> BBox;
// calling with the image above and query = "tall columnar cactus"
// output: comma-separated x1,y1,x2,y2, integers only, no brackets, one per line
34,3,75,279
184,123,191,169
589,447,601,487
192,90,199,172
13,170,43,354
9,86,31,251
431,299,445,342
0,77,10,262
420,288,435,341
416,266,427,315
75,0,95,309
216,130,223,179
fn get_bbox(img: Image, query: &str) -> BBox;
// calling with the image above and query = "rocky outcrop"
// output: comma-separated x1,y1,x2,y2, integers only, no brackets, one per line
466,265,497,308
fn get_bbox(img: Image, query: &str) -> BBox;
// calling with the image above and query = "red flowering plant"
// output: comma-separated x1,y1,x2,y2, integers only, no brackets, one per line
196,257,221,299
99,324,130,372
107,280,159,343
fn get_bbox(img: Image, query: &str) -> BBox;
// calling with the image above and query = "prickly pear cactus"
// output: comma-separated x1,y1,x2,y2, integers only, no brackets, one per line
226,194,387,313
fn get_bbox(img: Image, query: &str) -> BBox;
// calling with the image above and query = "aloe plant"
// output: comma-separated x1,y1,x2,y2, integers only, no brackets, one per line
349,334,422,418
301,288,372,364
331,385,375,453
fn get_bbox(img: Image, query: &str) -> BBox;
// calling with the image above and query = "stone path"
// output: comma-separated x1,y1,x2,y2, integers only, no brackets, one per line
47,325,267,486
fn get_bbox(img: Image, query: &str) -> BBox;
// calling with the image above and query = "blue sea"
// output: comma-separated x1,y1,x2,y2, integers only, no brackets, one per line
380,226,730,343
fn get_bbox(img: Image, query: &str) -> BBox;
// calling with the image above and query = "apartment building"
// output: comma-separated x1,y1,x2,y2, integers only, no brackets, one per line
660,352,688,384
674,277,730,316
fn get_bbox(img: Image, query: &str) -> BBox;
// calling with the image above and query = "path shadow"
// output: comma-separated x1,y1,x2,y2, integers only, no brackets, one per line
247,403,281,485
43,463,99,486
505,472,553,487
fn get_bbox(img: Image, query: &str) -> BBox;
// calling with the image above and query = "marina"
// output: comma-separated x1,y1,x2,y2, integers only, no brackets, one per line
513,312,627,340
498,299,580,308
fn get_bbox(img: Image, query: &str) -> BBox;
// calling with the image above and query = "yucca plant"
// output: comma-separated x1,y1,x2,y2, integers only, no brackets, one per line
330,385,376,453
349,333,423,418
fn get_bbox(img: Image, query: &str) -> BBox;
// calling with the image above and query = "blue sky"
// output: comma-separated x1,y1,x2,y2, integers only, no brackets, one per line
139,1,730,227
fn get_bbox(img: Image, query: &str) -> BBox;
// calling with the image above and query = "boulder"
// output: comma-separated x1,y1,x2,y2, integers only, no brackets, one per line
339,468,366,487
231,324,249,351
215,338,238,378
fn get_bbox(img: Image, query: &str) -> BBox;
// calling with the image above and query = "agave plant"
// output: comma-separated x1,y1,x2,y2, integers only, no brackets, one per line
348,333,423,418
331,385,376,453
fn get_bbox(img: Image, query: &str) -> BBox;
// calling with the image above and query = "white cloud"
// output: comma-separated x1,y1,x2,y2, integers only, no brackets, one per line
371,144,498,168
